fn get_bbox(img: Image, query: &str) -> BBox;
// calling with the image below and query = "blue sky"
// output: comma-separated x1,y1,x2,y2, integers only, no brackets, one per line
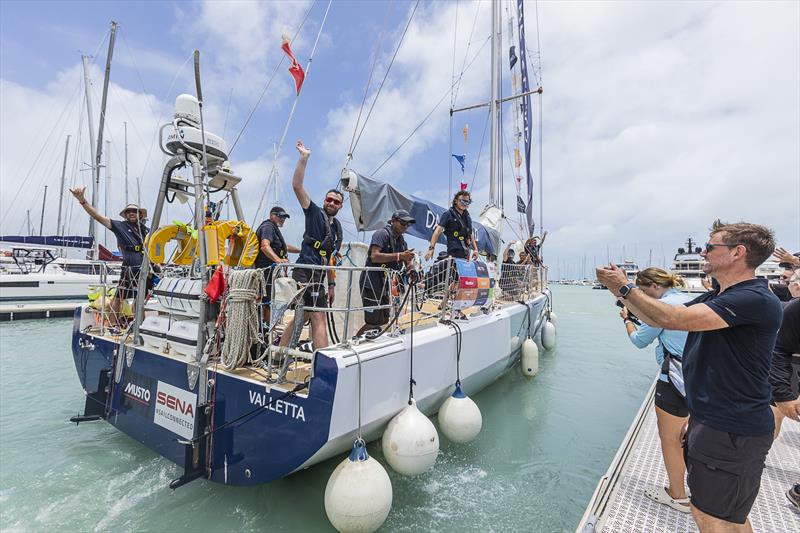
2,0,798,279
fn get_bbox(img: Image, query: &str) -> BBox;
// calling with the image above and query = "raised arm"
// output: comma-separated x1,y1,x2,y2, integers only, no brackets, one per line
539,231,548,245
69,187,112,230
292,140,312,209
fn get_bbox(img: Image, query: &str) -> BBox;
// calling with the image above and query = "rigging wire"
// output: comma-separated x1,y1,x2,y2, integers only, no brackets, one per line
239,0,333,269
0,74,86,227
371,34,492,176
344,0,393,168
119,29,161,132
451,0,482,108
227,2,316,158
468,109,491,192
349,0,421,159
448,0,459,199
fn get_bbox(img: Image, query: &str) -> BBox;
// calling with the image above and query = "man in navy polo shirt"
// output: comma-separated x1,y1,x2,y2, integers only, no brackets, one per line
253,205,300,325
279,140,343,350
597,220,782,533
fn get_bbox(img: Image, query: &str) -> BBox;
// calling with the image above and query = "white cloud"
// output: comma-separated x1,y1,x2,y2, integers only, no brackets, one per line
317,0,799,279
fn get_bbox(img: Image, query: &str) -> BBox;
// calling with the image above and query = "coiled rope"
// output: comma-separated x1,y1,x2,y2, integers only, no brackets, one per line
221,269,264,369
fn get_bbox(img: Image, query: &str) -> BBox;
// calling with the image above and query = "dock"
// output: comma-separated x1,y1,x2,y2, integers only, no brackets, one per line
0,302,81,321
577,380,800,532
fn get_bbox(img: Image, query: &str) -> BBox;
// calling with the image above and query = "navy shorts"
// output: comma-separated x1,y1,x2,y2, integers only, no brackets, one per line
292,268,327,309
683,419,772,524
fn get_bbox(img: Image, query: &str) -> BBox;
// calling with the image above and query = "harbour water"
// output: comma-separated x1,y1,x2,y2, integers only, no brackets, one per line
0,286,657,532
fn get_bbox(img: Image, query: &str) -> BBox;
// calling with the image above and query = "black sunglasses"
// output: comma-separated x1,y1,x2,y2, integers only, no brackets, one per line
704,242,744,253
395,220,411,226
459,198,472,205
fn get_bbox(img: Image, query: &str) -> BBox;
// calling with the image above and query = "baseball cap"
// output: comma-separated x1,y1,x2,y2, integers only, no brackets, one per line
391,209,415,223
270,206,290,218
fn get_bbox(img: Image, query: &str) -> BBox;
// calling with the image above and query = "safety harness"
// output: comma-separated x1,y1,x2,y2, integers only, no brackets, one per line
445,207,473,252
258,220,287,259
302,214,342,262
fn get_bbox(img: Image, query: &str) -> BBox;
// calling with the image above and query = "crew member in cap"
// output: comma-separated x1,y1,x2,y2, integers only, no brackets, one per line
69,187,149,327
253,206,300,325
357,210,417,336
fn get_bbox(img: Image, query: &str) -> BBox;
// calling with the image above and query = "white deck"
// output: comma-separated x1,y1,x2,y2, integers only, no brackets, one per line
578,380,800,533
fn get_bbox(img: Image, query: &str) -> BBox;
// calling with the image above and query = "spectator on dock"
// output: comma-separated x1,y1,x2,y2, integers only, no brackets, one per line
769,270,799,437
597,220,782,533
619,267,692,513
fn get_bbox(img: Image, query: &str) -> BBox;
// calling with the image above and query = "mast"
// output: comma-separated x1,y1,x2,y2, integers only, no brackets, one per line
124,121,129,205
39,186,48,236
488,0,502,205
81,55,98,241
104,139,111,247
56,135,71,236
94,20,118,256
136,177,141,207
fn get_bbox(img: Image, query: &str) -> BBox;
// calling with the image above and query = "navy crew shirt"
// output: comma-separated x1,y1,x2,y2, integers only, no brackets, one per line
109,219,149,267
438,207,472,254
297,201,338,266
682,278,783,435
361,225,408,293
254,220,287,268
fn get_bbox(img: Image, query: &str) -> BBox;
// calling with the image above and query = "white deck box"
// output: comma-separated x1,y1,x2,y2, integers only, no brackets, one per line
139,315,171,352
167,319,200,358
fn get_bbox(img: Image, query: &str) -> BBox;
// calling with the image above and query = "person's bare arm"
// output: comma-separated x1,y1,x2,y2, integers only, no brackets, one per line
539,231,548,245
597,264,728,331
292,140,312,209
425,226,444,261
286,244,301,254
70,187,112,230
260,239,287,263
371,246,415,265
773,247,800,267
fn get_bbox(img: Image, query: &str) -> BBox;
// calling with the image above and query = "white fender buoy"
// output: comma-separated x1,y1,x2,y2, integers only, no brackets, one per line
521,338,539,377
382,399,439,476
548,311,558,328
438,383,482,443
541,321,557,350
325,440,393,533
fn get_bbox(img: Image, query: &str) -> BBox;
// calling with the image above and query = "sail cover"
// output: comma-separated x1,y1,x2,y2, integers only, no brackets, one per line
0,235,94,248
341,170,499,256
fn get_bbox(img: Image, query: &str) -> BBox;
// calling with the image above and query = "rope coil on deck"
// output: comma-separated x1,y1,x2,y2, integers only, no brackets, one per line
221,269,264,369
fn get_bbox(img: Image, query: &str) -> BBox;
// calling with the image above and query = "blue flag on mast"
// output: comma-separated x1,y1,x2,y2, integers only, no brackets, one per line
517,0,535,235
451,153,466,174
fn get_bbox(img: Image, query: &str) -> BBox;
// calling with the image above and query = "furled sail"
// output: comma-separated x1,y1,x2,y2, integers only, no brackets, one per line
341,169,499,256
0,235,94,249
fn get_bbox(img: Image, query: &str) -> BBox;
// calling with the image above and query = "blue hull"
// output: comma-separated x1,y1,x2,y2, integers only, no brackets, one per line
71,308,338,485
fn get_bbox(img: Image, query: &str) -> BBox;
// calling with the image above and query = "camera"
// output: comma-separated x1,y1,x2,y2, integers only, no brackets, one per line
615,300,641,326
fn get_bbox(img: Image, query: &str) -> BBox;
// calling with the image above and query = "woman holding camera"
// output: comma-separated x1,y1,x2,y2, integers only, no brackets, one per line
619,267,692,513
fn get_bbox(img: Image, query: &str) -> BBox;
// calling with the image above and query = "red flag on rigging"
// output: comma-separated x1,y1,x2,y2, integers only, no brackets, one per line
281,35,305,95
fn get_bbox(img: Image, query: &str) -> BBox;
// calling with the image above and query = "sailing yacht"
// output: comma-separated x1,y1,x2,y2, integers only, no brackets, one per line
68,1,552,492
0,239,118,301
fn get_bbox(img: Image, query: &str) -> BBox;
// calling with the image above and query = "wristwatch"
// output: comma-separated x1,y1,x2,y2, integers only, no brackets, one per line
619,283,637,299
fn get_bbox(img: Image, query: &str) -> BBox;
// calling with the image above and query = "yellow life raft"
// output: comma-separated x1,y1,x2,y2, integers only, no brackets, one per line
145,220,258,267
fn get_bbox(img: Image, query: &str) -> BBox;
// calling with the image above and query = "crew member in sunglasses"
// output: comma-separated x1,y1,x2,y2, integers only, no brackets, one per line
279,140,343,350
424,190,479,262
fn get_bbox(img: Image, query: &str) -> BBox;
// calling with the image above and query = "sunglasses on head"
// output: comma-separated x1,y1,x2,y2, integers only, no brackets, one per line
704,242,744,253
325,197,342,206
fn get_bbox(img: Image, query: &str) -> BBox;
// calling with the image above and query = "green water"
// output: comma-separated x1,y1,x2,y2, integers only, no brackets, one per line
0,286,656,532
